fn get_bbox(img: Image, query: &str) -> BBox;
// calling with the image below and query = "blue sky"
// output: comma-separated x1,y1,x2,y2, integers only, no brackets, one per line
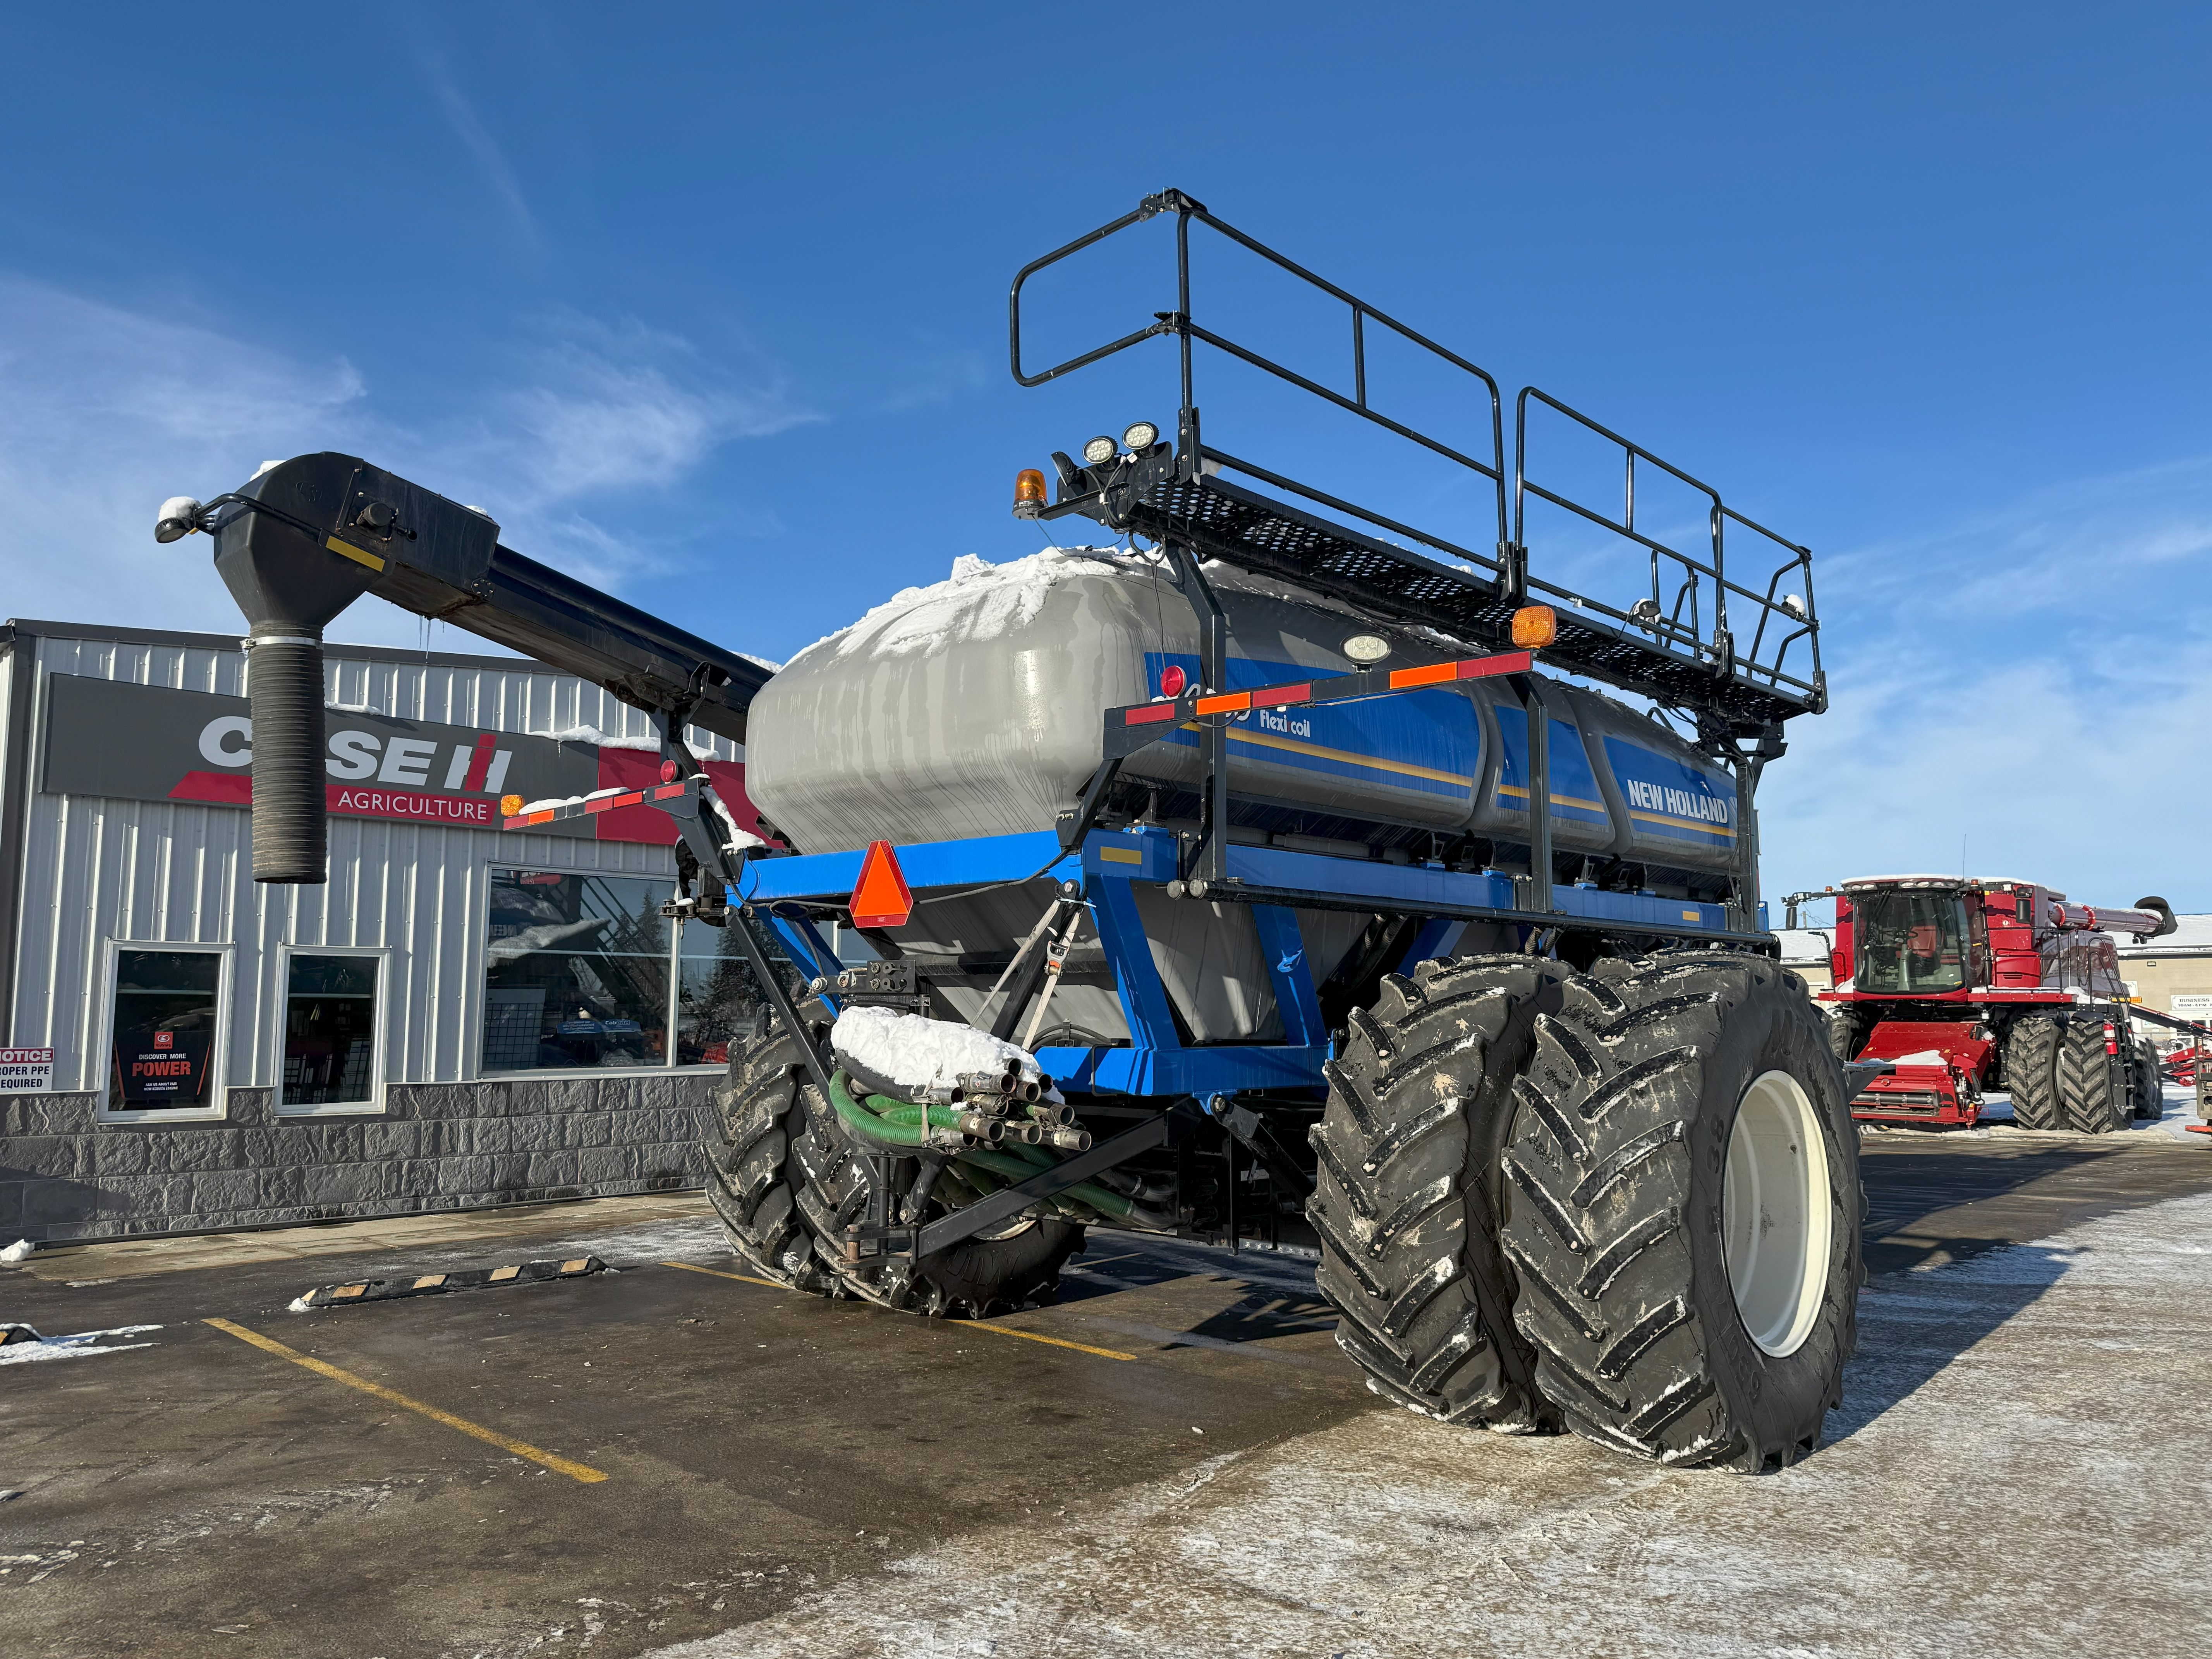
4,4,2209,912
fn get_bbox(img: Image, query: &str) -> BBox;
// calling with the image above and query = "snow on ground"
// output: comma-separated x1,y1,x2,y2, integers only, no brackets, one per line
644,1185,2212,1659
0,1325,161,1366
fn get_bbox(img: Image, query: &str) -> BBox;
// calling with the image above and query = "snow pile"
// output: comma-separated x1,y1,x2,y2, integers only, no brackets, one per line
0,1239,31,1264
0,1324,161,1366
1882,1050,1955,1068
792,548,1124,666
831,1007,1041,1100
544,725,731,760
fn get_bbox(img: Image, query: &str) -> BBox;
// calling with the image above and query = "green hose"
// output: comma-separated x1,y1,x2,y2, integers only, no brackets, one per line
827,1072,933,1147
830,1070,1164,1230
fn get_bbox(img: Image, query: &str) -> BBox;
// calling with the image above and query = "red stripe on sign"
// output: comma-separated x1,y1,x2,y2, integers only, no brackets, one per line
167,769,254,805
1124,703,1180,725
1252,683,1310,707
462,732,498,792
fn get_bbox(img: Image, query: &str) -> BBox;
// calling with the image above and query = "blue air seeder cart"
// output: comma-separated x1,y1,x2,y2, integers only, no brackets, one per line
177,189,1866,1470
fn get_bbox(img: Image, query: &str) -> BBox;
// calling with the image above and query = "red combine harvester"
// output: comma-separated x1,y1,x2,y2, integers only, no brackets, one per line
1815,876,2177,1132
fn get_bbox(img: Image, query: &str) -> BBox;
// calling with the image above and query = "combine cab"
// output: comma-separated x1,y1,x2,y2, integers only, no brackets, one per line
1818,876,2178,1131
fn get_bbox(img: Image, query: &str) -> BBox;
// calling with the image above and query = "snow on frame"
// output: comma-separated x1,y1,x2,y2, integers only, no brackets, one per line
830,1007,1041,1099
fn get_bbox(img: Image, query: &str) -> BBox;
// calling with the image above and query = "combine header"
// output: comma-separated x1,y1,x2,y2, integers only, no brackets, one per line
166,189,1871,1471
1817,876,2180,1131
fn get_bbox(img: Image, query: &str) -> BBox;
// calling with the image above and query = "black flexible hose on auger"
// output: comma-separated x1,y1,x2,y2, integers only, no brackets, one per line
243,624,328,883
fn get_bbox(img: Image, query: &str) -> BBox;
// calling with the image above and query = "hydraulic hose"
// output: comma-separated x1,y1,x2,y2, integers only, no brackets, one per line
831,1072,1175,1231
827,1072,935,1149
244,625,328,883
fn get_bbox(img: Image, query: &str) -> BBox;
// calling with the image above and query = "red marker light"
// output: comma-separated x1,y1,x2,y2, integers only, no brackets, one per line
1159,664,1187,697
659,759,680,783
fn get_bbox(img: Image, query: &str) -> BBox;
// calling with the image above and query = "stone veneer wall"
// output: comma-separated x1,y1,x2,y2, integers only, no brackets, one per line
0,1073,716,1243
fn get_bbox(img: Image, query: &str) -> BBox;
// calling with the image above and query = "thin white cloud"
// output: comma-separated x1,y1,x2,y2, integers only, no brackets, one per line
428,72,539,247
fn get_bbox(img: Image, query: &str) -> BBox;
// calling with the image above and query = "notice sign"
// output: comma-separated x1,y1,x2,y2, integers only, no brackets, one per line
1,1047,55,1091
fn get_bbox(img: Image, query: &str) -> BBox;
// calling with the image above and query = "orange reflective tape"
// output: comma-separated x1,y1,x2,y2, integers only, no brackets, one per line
1194,691,1251,715
1387,661,1459,689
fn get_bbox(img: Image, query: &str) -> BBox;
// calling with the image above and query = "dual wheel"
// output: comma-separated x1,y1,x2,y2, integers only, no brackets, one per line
1309,951,1862,1471
701,1000,1082,1317
2004,1016,2157,1133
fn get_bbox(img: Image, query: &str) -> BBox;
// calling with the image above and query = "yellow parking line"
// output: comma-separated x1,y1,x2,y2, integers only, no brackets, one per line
966,1322,1137,1362
661,1261,1138,1360
661,1260,789,1290
204,1317,608,1484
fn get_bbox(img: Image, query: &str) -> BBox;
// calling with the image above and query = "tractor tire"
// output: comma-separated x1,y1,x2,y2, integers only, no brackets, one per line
791,1102,1084,1314
704,1005,838,1291
705,1005,1081,1314
2003,1017,2064,1132
1499,953,1863,1470
1309,953,1572,1432
2057,1021,2126,1134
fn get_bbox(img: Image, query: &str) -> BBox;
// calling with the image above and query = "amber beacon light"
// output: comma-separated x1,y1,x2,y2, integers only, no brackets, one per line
1013,468,1049,517
1510,605,1558,649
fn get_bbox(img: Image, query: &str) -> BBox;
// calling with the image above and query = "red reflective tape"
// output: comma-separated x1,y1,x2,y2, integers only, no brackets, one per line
1124,703,1181,725
1194,691,1251,715
1456,650,1533,679
585,798,613,814
1252,683,1311,708
520,811,555,826
653,782,689,799
1387,661,1459,689
615,792,643,809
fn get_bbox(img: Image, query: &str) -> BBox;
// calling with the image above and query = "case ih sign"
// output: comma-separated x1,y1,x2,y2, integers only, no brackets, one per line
41,675,770,846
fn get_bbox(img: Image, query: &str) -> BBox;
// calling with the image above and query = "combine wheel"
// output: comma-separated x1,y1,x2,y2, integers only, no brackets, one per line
705,1006,1080,1313
2003,1017,2064,1131
1309,953,1571,1432
1499,953,1862,1470
2057,1021,2126,1134
2134,1040,2165,1122
1824,1006,1865,1066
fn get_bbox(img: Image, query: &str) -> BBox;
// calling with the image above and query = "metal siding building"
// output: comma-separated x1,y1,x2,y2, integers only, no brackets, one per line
0,618,755,1243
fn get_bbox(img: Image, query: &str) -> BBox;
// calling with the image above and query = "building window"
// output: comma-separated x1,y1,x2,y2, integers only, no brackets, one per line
676,919,780,1066
279,952,385,1114
482,866,805,1074
105,946,226,1116
483,869,675,1072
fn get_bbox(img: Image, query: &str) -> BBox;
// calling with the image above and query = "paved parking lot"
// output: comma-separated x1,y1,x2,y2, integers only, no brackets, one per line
5,1120,2211,1659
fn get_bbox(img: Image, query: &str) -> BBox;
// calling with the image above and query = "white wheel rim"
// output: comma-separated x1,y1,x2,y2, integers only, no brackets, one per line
1722,1070,1833,1357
